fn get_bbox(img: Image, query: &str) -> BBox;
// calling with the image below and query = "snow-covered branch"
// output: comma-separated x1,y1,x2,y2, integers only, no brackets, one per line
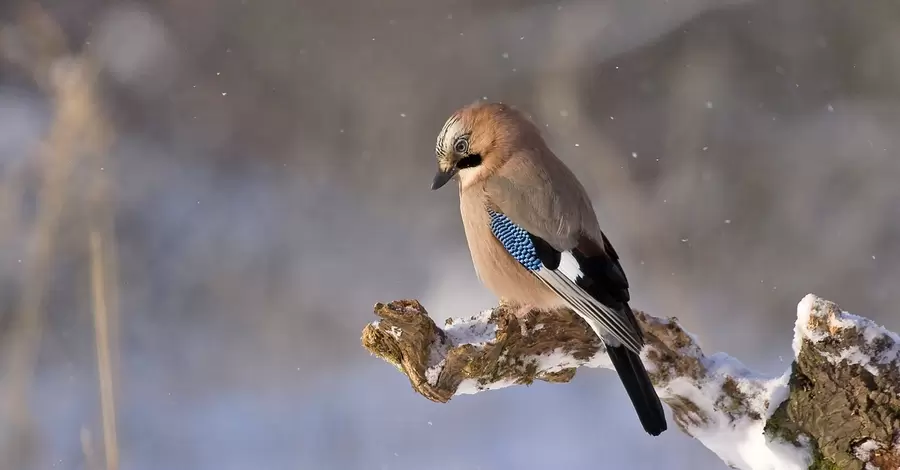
361,294,900,470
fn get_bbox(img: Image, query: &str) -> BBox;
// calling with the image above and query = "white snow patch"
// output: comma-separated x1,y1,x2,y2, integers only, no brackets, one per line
387,325,403,339
853,439,882,465
659,356,812,470
424,362,443,385
425,309,498,386
639,346,662,374
456,377,519,395
794,294,900,375
435,309,618,393
793,294,825,356
540,348,589,370
523,347,611,376
821,345,882,376
443,309,497,346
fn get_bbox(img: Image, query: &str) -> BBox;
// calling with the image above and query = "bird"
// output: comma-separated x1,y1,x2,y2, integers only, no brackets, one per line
429,101,667,436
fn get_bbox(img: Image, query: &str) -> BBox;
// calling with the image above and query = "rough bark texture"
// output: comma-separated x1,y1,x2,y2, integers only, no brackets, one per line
765,300,900,470
361,296,900,470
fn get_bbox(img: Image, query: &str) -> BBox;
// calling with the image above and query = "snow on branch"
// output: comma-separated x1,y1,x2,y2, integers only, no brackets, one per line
361,294,900,470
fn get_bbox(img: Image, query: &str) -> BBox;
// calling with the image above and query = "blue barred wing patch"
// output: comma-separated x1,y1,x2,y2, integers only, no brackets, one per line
487,210,543,271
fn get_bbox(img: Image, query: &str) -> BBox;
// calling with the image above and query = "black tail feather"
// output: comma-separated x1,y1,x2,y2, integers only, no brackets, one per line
606,344,667,436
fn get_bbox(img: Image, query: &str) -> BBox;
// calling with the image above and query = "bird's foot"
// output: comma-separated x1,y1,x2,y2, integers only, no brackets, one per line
513,303,536,318
498,298,539,317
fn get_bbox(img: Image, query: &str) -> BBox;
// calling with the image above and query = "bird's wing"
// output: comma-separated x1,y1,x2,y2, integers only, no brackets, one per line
483,154,644,354
486,208,643,353
482,153,590,250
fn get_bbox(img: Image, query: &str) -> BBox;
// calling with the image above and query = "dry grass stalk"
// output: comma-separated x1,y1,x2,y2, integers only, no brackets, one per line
1,3,120,468
90,231,119,470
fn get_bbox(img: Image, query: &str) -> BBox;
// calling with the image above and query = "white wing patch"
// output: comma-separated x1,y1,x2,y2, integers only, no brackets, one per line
556,251,584,281
533,254,645,355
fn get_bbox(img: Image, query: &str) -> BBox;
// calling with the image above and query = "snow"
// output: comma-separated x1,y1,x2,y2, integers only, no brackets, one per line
793,294,827,355
455,377,518,395
526,346,612,374
387,325,403,339
427,308,611,393
442,309,497,346
424,355,444,386
425,309,497,386
453,348,611,396
794,293,900,375
853,439,882,465
659,357,811,470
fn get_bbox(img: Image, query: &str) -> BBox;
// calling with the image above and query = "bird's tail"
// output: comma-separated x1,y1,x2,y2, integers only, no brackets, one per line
606,343,668,436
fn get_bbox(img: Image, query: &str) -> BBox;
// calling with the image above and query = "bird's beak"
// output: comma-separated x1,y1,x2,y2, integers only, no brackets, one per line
430,165,458,190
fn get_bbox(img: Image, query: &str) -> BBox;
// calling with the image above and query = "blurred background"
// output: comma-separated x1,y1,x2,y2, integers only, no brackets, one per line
1,0,899,469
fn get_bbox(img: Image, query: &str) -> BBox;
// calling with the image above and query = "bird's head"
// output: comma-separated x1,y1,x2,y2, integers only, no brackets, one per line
430,101,538,190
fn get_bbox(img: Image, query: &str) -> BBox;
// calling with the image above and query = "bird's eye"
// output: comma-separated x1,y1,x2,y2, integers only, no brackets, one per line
453,137,469,154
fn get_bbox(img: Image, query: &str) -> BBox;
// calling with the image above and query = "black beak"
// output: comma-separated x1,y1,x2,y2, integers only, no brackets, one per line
430,167,457,190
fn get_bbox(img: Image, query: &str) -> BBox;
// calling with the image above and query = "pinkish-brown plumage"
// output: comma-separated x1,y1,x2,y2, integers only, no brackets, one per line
437,102,603,307
430,101,668,436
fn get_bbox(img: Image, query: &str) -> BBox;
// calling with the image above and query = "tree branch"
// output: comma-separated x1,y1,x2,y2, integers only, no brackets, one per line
361,295,900,470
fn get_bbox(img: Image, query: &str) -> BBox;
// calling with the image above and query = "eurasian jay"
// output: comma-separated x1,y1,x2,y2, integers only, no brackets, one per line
430,101,667,436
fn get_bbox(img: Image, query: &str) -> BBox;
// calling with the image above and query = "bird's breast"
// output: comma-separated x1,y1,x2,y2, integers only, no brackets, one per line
459,189,560,309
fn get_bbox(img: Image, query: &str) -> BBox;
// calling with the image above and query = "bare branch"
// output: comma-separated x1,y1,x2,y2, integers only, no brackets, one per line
361,295,900,470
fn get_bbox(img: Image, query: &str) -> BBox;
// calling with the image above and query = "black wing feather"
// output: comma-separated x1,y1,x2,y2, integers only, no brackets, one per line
572,233,667,435
571,232,630,304
527,234,561,270
517,227,667,435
